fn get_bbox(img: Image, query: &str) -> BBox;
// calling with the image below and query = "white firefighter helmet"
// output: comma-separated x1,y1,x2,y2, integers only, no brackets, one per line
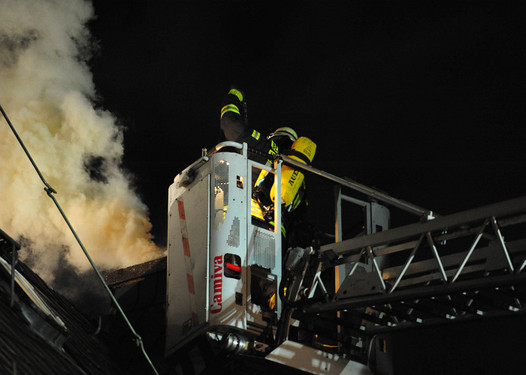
267,127,298,142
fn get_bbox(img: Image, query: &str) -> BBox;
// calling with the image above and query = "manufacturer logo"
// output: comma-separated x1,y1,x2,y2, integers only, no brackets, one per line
210,255,223,314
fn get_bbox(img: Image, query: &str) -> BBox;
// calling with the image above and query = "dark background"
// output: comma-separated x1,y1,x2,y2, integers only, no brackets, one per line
88,1,525,245
88,2,526,373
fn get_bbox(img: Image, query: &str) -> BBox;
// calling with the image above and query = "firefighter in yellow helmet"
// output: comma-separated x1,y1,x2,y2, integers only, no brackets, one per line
220,87,317,249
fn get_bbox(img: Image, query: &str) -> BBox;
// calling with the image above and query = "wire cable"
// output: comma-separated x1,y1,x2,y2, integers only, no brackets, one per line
1,103,159,375
0,104,56,194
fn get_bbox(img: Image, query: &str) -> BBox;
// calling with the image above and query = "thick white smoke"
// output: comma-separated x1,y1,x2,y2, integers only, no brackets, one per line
0,0,164,284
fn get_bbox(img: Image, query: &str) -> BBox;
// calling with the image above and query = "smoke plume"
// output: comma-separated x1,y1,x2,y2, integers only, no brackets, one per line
0,0,164,286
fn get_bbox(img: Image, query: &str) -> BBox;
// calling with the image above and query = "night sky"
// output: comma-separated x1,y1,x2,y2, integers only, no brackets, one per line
87,2,526,372
89,1,526,244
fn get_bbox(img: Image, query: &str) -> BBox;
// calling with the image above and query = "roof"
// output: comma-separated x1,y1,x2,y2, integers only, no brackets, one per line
0,228,124,375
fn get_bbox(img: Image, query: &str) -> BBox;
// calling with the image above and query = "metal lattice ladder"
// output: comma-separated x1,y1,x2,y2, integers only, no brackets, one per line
303,196,526,336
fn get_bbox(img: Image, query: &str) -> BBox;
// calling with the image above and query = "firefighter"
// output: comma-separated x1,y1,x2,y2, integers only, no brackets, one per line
219,87,316,248
220,87,280,166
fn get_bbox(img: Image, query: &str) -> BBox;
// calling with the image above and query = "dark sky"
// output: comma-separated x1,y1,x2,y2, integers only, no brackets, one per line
89,1,526,244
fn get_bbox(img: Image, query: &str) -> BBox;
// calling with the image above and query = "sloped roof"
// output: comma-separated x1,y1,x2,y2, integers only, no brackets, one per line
0,229,124,375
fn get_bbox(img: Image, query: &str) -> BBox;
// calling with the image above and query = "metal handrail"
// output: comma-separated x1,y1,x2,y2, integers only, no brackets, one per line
279,154,432,217
206,141,243,157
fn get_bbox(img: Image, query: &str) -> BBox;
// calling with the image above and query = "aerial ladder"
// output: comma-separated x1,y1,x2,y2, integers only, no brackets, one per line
164,141,526,374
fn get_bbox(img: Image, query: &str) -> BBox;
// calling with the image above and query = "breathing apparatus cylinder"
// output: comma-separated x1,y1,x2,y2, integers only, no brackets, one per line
271,136,316,207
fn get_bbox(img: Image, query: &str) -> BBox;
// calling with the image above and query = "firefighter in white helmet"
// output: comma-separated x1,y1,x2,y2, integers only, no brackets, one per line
220,87,283,166
220,87,317,248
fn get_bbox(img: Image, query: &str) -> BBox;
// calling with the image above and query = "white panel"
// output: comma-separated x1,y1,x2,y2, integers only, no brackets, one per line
208,153,248,329
165,175,209,355
267,340,372,375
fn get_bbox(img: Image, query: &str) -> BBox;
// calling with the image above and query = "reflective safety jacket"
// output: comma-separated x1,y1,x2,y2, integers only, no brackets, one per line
220,88,278,166
219,88,313,237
